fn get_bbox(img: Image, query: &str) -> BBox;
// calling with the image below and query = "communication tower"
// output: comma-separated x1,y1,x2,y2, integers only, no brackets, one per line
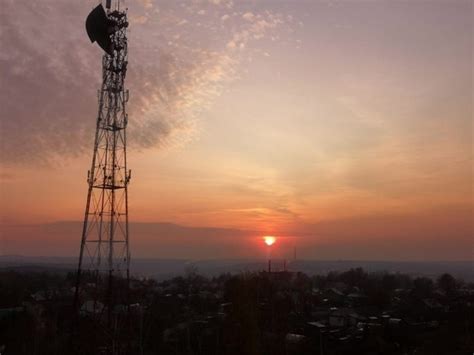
74,1,131,353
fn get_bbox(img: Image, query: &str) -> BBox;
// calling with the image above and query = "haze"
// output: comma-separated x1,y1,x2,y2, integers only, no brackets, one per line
0,0,472,261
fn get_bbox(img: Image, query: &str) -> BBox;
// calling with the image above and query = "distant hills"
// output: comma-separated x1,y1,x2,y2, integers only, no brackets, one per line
1,255,472,281
2,214,472,260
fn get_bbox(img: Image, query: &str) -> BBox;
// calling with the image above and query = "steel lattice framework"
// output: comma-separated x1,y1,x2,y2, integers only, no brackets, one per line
78,23,130,288
74,4,131,352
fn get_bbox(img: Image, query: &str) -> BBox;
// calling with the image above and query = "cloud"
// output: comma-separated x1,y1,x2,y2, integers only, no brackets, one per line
0,0,292,165
1,204,472,260
242,12,255,21
137,0,153,9
130,14,149,24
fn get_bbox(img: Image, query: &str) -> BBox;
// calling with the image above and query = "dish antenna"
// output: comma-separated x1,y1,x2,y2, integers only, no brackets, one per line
85,1,127,55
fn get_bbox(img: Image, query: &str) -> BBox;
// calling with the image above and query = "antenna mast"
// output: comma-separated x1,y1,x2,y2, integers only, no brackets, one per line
74,1,131,353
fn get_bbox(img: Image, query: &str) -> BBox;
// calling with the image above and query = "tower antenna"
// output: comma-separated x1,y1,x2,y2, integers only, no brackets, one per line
74,2,131,353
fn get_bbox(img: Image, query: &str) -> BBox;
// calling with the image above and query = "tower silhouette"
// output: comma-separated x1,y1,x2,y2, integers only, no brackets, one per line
74,2,131,353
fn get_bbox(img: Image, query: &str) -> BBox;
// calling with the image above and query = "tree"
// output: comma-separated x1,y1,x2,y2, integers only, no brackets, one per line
412,277,434,299
436,273,457,296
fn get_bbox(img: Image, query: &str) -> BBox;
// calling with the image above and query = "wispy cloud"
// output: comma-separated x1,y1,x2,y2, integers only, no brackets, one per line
0,0,297,165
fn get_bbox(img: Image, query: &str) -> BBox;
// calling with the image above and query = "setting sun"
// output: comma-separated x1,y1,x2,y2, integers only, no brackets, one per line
263,236,276,246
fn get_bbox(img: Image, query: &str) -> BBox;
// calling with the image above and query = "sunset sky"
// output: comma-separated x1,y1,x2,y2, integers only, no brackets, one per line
0,0,472,260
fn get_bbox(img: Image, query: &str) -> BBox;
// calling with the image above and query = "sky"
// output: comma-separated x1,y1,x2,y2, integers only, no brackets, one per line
0,0,472,260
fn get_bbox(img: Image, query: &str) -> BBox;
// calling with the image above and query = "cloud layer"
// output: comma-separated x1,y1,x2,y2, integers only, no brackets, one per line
0,0,294,165
1,205,472,260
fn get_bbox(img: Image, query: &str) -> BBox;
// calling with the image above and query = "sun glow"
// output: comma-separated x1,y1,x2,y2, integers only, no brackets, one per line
263,236,276,246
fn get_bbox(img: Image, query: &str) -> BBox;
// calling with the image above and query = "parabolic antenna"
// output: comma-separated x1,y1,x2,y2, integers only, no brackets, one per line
85,4,114,55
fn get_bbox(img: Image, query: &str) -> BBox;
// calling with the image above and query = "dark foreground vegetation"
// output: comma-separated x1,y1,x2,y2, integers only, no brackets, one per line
0,267,472,354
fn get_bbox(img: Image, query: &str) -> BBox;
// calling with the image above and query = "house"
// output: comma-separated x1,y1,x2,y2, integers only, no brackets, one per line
422,298,442,310
307,321,327,330
323,288,345,305
348,312,366,326
31,291,47,302
285,333,308,355
80,300,104,314
388,318,403,326
0,307,23,319
311,306,330,321
347,292,367,306
329,308,353,328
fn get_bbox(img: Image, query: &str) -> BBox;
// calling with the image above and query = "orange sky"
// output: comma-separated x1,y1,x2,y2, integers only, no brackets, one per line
0,0,472,260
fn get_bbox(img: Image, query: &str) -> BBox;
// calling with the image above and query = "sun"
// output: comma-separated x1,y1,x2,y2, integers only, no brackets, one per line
263,236,276,246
